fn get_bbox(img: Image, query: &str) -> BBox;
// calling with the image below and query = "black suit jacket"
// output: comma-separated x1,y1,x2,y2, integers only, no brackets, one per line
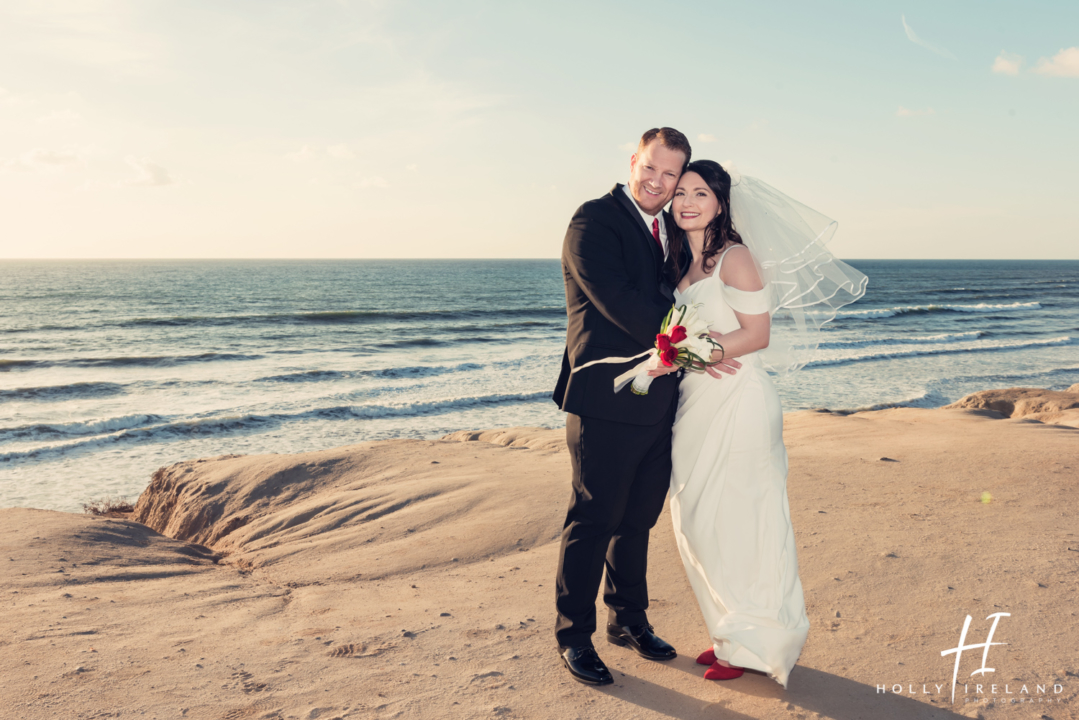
552,184,691,425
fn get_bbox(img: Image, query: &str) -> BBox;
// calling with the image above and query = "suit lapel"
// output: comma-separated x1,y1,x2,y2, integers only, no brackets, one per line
612,184,664,269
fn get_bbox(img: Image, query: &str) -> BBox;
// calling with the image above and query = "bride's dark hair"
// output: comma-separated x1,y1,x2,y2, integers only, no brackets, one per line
669,159,743,275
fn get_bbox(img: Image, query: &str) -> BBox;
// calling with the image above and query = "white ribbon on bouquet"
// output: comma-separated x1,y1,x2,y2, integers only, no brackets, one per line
571,349,661,395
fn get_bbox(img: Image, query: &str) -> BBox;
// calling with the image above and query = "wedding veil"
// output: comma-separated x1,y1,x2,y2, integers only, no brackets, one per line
726,169,868,374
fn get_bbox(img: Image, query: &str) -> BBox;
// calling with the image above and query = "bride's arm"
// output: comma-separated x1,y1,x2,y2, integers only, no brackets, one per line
707,247,771,360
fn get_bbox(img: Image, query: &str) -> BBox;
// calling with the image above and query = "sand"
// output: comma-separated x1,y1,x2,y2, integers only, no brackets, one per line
2,387,1078,720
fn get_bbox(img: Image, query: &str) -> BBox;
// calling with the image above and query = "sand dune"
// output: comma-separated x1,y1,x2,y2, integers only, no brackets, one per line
944,384,1079,427
2,389,1078,719
131,433,568,587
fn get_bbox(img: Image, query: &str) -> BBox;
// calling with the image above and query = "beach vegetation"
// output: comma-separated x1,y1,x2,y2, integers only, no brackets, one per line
82,496,135,516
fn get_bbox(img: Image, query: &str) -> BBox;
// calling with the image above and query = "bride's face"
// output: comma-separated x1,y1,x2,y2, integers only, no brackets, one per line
672,172,721,231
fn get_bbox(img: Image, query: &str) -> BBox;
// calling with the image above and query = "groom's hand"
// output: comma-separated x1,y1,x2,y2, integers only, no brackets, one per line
706,358,741,379
647,363,680,378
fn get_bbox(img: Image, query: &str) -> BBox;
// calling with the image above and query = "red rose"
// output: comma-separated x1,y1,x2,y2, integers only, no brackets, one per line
655,333,671,352
668,325,687,344
660,347,679,367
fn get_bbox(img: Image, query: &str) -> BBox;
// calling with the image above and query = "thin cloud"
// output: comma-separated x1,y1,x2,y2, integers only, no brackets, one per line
1033,47,1079,77
37,109,83,126
0,86,29,107
697,133,717,143
327,144,354,160
897,106,936,117
3,147,84,172
901,15,957,60
991,51,1023,76
285,145,318,162
0,2,164,78
123,156,174,187
619,141,637,152
359,176,388,188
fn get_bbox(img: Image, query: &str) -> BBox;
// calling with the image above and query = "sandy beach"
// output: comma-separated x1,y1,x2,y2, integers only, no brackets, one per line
2,386,1077,720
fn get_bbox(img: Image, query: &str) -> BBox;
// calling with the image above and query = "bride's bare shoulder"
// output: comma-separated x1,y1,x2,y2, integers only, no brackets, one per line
718,244,764,292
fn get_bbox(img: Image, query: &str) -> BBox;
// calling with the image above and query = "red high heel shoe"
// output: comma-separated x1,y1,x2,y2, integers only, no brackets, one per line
696,648,717,666
704,661,744,680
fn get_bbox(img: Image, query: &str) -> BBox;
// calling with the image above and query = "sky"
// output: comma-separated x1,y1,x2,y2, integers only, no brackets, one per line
1,0,1077,260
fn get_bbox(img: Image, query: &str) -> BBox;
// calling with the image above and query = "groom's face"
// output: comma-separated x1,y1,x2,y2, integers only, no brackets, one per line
629,140,685,215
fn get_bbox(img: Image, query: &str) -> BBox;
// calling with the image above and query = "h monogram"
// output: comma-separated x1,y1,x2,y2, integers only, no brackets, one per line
940,612,1010,703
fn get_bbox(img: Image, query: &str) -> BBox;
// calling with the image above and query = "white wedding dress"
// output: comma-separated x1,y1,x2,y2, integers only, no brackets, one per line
670,244,810,688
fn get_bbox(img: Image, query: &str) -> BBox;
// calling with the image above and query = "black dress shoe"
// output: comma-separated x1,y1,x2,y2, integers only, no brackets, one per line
606,623,677,661
560,645,613,685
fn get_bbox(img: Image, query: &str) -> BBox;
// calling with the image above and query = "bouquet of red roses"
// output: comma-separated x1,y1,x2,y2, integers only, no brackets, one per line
572,303,724,395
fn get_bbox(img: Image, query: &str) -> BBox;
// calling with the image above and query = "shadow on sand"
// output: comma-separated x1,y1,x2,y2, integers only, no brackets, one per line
600,656,970,719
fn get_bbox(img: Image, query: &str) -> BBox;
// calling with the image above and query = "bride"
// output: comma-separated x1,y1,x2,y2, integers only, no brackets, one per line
649,160,866,687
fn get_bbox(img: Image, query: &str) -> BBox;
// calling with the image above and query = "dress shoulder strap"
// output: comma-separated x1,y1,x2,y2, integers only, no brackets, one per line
713,243,749,278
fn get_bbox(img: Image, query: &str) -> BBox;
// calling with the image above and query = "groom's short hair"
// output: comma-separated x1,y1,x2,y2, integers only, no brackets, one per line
637,127,692,171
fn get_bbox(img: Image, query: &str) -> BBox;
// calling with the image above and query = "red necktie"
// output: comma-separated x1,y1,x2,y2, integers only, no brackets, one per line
651,218,662,251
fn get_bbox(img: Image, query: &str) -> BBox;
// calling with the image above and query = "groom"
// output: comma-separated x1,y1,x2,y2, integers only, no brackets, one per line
551,127,693,685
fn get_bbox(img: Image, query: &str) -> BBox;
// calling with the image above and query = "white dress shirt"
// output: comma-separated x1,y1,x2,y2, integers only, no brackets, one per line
622,184,667,259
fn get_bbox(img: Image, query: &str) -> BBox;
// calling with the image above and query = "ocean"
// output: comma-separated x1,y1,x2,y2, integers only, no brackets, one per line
2,259,1077,512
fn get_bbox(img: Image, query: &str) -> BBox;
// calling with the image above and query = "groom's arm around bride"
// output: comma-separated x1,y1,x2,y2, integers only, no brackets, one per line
551,127,691,686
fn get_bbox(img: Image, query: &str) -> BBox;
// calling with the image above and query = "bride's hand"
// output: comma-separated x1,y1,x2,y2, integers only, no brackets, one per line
706,357,741,378
705,331,742,378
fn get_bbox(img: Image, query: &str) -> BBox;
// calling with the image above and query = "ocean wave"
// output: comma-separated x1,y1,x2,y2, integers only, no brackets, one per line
301,307,565,322
71,352,263,368
0,413,166,443
939,364,1079,388
809,336,1074,368
0,359,44,371
360,362,484,379
6,306,568,333
382,337,448,348
0,324,78,335
838,388,952,412
254,369,349,383
0,352,262,371
376,333,553,350
0,381,127,403
254,362,484,383
423,320,564,334
0,391,551,465
827,301,1042,320
296,392,552,423
918,290,1032,301
819,331,986,350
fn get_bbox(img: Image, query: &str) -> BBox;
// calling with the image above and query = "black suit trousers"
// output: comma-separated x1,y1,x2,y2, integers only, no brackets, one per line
554,399,676,649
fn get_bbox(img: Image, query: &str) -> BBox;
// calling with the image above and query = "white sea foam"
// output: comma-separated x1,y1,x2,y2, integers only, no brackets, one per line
0,392,553,465
820,331,985,349
0,413,165,442
825,301,1042,320
809,336,1074,368
846,388,953,411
